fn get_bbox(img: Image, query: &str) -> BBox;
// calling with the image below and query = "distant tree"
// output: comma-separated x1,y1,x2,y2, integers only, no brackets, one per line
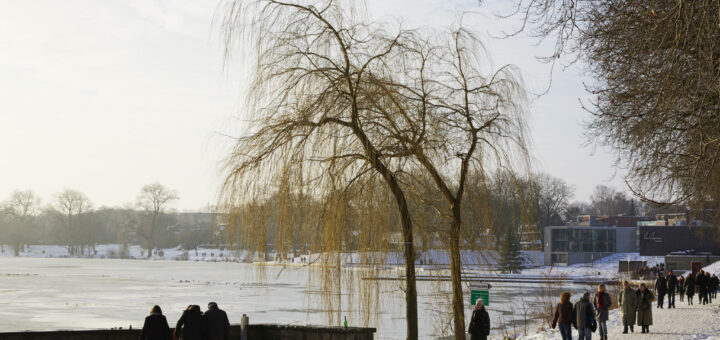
530,173,574,227
2,190,41,256
565,201,590,223
136,183,178,256
590,185,633,216
48,189,93,255
499,226,523,274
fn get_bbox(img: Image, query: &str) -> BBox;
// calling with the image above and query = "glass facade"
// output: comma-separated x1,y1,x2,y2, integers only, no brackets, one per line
551,228,616,253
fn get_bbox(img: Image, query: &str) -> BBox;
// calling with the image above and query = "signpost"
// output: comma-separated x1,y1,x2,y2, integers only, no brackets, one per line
470,283,491,306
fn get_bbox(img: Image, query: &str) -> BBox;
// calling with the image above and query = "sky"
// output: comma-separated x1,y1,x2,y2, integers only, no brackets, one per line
0,0,626,211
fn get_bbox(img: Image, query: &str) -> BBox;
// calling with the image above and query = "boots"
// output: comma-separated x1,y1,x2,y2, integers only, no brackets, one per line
623,325,628,334
630,325,634,333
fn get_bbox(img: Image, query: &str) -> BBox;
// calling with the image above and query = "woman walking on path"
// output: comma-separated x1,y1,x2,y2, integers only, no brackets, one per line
468,299,490,340
637,283,655,334
593,284,611,340
686,274,696,305
678,275,685,302
552,292,574,340
619,280,637,334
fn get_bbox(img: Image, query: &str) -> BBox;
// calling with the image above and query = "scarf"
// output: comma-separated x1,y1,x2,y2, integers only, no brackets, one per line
597,292,606,309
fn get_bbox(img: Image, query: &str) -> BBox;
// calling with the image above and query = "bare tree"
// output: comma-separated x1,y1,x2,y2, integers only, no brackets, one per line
136,183,178,256
48,189,93,255
2,190,41,256
531,173,574,227
510,0,720,223
220,0,421,336
364,27,529,338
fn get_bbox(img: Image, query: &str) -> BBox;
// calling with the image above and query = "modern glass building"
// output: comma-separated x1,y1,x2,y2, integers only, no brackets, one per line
544,225,638,266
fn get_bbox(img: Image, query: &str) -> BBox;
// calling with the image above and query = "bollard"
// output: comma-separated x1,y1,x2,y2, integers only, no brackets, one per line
240,314,249,340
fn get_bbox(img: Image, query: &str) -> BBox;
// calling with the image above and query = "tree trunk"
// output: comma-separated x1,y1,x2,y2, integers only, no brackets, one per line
450,203,466,340
391,184,418,340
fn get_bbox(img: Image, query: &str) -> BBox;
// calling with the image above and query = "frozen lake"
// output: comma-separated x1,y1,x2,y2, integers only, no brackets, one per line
0,257,587,339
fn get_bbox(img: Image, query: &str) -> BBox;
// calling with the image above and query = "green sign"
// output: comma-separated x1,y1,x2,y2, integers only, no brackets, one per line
470,289,490,307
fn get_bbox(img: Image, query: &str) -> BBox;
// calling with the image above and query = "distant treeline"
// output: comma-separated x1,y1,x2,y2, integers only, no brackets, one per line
0,183,218,257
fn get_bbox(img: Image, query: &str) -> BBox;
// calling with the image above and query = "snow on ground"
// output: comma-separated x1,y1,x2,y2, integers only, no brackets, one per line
515,297,720,340
0,244,245,262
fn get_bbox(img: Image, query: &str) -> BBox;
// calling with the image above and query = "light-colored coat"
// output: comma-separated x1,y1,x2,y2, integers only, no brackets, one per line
618,287,637,326
637,289,655,326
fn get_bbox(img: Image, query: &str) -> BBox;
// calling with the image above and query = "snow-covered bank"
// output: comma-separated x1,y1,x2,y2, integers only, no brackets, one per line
515,295,720,340
0,244,244,262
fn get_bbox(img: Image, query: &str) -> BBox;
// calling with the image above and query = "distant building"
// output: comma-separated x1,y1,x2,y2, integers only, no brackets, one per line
544,225,638,266
575,215,652,227
638,225,720,256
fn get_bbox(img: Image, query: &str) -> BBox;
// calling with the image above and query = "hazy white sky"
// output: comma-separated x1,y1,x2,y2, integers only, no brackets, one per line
0,0,625,211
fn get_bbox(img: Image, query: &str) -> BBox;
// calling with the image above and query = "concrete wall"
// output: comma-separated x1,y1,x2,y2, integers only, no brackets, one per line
0,324,375,340
665,255,720,273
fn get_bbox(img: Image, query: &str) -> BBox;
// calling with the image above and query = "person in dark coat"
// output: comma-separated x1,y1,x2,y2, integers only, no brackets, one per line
666,270,678,308
573,292,596,340
552,292,574,340
697,270,708,305
468,299,490,340
593,284,611,340
678,275,685,302
636,283,655,333
175,305,206,340
711,274,719,299
654,272,667,309
204,302,230,340
139,305,173,340
685,274,696,305
705,272,713,303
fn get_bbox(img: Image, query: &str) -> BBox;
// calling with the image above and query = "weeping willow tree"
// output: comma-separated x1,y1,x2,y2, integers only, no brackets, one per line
362,28,530,338
220,0,420,337
220,1,530,339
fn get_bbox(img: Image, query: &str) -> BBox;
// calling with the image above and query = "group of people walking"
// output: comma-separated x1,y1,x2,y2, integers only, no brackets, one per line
551,286,610,340
674,270,719,305
550,269,719,340
139,302,230,340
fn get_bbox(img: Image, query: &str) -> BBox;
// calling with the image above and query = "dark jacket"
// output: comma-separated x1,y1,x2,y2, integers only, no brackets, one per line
175,307,206,340
139,313,173,340
697,273,707,291
552,301,574,328
655,276,667,295
636,289,654,326
204,306,230,340
685,276,696,297
667,274,678,292
468,307,490,336
573,297,596,330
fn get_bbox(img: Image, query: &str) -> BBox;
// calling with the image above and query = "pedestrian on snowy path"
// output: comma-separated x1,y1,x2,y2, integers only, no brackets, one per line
686,274,696,305
711,274,719,299
618,280,637,334
573,292,596,340
139,305,173,340
655,272,667,309
697,270,708,305
667,270,678,308
552,291,574,340
175,305,206,340
636,283,654,334
593,284,611,340
468,298,490,340
678,275,685,302
705,272,713,303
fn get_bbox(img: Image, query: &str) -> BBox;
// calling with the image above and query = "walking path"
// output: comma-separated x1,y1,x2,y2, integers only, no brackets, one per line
517,299,720,340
